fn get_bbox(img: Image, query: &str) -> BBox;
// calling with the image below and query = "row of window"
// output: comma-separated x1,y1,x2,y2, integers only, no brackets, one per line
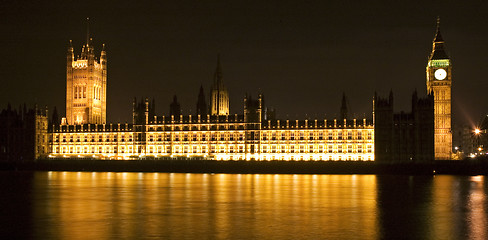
53,132,373,143
146,131,372,142
54,134,133,143
74,85,86,99
73,85,102,100
54,144,373,155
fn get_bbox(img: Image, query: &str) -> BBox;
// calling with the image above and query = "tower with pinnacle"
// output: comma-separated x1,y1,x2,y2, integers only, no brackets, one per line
66,18,107,125
426,17,452,160
210,56,229,115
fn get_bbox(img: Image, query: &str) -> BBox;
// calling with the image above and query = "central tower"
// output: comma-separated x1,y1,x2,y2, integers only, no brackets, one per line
210,56,229,115
426,18,452,160
66,19,107,125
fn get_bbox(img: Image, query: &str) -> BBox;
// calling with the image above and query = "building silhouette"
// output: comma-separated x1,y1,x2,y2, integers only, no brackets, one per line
169,95,182,117
133,97,155,125
0,104,48,161
196,85,208,115
374,91,434,163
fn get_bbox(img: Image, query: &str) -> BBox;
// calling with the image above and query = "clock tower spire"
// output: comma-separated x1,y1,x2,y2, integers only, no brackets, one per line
426,17,452,160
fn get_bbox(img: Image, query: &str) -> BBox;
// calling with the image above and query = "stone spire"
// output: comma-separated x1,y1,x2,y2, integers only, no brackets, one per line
196,85,207,115
213,54,224,88
429,17,449,60
210,55,230,115
86,17,90,47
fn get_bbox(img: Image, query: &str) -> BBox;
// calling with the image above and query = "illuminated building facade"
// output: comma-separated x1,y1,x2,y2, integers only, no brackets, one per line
46,19,459,162
66,22,107,125
50,96,374,160
426,18,452,160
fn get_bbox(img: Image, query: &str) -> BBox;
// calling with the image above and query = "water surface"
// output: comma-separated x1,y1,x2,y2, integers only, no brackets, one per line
0,172,486,239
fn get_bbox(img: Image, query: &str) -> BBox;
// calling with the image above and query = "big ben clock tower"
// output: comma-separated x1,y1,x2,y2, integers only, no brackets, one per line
426,18,452,160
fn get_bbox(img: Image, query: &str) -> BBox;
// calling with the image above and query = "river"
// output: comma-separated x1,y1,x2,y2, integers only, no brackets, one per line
0,172,486,239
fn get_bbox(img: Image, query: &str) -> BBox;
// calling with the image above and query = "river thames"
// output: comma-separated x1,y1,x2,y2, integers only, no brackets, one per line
0,172,486,239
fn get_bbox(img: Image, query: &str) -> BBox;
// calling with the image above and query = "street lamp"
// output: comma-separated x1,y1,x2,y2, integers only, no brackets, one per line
473,128,486,156
474,128,481,135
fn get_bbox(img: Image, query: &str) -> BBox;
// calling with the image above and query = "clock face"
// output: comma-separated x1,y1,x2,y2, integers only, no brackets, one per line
434,68,447,80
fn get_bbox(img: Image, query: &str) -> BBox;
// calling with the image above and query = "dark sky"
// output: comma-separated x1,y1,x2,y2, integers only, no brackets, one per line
1,0,487,127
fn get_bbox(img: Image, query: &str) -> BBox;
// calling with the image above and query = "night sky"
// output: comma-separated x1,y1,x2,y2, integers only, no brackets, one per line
1,1,487,127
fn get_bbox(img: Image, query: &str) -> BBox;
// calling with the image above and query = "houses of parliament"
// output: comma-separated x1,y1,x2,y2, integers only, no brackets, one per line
15,19,451,162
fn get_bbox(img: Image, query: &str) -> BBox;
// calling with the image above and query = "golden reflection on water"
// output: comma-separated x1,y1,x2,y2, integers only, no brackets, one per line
467,176,487,240
39,172,378,239
431,175,488,240
34,173,488,239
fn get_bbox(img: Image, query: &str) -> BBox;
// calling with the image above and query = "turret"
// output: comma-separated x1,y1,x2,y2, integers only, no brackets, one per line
196,85,207,115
